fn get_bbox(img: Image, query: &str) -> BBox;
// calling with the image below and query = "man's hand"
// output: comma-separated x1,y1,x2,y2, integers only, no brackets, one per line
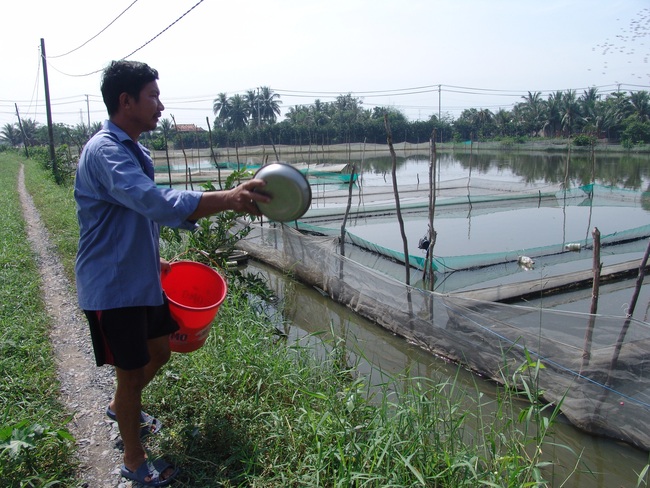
188,178,270,220
160,258,171,275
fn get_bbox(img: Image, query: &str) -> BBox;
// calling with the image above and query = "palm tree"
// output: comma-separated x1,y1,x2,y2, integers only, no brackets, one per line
0,123,22,146
310,99,328,127
473,108,494,138
629,91,650,122
226,94,250,130
258,86,282,124
520,91,546,136
560,90,580,137
20,118,40,146
157,118,175,140
544,91,564,137
212,93,231,127
493,109,514,136
244,89,259,127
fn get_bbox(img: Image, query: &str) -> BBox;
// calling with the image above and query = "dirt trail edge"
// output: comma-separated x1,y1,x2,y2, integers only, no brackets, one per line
17,165,125,488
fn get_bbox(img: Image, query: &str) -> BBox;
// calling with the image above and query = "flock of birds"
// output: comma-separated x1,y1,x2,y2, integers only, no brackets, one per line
592,7,649,80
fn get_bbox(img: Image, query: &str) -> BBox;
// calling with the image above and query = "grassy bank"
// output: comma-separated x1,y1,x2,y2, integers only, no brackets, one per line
0,153,75,486
9,151,648,486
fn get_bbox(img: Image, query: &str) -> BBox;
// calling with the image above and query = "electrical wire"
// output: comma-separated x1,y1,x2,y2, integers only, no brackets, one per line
48,0,141,59
45,0,206,78
120,0,205,60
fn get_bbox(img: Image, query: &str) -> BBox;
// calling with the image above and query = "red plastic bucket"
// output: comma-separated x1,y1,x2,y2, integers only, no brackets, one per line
161,260,227,353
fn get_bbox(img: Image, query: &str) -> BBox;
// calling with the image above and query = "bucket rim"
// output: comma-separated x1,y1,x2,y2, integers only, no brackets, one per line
164,260,228,312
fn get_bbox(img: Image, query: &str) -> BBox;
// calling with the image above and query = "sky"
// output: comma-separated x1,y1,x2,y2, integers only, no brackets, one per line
1,0,648,130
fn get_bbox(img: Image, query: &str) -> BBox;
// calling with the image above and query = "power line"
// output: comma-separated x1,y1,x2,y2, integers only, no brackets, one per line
48,0,141,59
45,0,206,78
120,0,205,60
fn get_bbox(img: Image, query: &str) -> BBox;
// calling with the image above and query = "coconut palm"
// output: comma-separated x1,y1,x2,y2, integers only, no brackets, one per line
543,91,564,137
310,99,328,127
473,108,495,138
157,118,175,139
212,93,231,126
1,123,22,146
629,91,650,122
258,86,282,124
226,94,250,130
244,89,259,127
560,90,580,137
519,91,546,136
494,108,514,136
20,118,40,146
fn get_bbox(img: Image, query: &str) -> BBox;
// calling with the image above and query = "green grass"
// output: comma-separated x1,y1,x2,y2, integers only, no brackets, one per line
0,153,76,487
9,151,650,487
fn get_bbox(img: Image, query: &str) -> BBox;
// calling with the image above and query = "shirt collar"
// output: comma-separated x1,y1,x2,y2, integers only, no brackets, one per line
103,119,133,144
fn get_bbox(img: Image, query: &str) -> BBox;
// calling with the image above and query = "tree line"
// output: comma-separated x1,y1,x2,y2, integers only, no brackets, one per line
2,86,650,151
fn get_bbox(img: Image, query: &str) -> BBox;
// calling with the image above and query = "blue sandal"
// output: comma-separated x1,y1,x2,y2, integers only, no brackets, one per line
120,458,179,486
106,406,163,438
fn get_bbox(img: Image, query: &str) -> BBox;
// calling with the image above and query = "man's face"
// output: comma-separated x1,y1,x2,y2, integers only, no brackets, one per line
130,80,164,133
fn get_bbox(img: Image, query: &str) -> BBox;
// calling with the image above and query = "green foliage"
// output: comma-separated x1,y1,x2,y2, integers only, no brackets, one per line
572,134,596,147
142,287,578,487
622,119,650,144
26,145,77,185
159,167,269,294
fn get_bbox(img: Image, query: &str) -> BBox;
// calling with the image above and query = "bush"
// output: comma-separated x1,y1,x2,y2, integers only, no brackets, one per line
572,134,596,147
622,120,650,144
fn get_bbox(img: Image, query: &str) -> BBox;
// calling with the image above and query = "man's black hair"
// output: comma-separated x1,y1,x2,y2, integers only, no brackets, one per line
101,60,159,116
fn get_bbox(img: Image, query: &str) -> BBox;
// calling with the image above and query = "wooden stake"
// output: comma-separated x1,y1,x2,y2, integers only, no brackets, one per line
384,114,410,286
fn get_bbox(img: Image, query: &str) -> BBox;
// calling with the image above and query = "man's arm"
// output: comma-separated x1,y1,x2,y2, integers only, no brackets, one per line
187,178,270,221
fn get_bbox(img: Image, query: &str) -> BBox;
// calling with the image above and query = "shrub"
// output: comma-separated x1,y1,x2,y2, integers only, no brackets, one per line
572,134,596,147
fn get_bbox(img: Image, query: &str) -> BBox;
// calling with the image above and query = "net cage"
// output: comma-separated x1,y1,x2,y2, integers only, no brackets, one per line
299,182,650,273
234,221,650,451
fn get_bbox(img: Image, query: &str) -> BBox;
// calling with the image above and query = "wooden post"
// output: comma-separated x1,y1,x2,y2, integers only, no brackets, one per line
170,114,193,190
590,227,601,316
425,129,438,289
206,116,222,190
384,114,410,286
339,164,357,258
581,227,601,368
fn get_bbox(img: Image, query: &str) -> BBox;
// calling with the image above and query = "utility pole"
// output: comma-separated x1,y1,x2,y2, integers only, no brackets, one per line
14,103,29,158
40,38,59,183
86,94,91,129
438,84,442,143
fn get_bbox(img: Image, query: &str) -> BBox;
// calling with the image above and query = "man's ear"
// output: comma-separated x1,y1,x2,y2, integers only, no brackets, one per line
118,92,131,111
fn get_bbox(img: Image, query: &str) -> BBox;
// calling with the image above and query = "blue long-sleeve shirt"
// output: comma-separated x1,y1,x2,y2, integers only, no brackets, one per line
74,120,202,310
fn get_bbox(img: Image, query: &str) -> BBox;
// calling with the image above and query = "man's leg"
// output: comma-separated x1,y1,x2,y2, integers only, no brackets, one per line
113,336,173,475
114,365,148,471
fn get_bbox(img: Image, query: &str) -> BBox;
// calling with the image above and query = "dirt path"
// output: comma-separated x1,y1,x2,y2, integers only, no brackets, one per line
17,165,125,487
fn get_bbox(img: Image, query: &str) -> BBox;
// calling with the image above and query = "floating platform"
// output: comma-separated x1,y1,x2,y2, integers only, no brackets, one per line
449,255,649,303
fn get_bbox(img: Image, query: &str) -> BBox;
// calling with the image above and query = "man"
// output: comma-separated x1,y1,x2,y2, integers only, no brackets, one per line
74,60,269,486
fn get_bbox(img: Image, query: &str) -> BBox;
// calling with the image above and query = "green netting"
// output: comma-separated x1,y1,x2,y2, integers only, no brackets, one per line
295,184,649,272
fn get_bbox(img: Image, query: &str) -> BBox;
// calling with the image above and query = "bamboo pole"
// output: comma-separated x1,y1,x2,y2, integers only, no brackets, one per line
424,129,438,289
170,114,194,190
581,227,601,368
384,114,410,285
606,237,650,380
339,163,357,260
205,116,222,190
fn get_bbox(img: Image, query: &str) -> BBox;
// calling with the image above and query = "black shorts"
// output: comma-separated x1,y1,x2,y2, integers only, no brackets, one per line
84,296,179,370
